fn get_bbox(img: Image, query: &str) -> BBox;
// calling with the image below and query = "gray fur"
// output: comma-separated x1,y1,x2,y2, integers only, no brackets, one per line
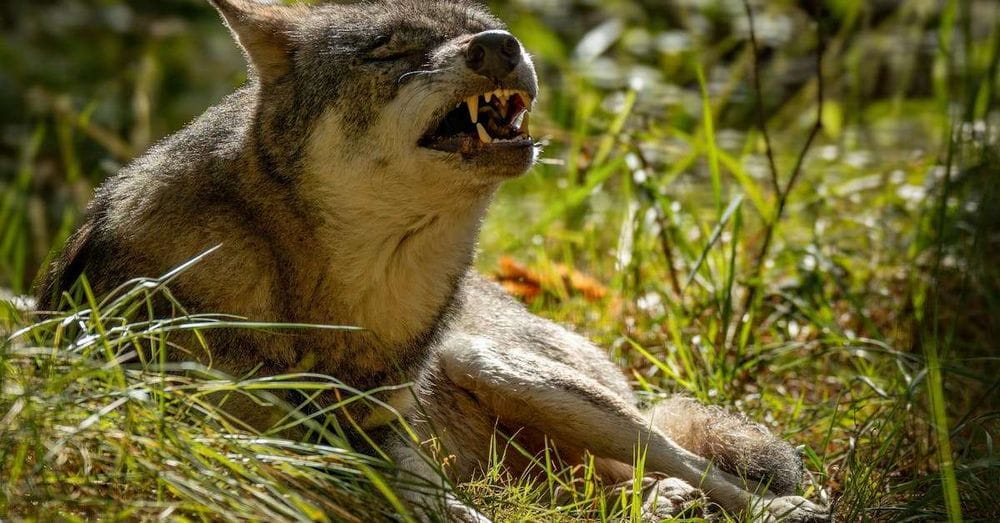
37,1,825,520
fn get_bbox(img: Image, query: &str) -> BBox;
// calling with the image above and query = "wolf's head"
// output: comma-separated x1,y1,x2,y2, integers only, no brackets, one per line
211,0,538,204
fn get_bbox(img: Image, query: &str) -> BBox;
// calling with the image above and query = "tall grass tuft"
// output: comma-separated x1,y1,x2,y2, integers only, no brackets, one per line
0,270,415,521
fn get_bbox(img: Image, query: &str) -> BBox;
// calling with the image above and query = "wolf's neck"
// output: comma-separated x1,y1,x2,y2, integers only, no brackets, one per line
288,104,501,349
302,178,494,348
339,200,486,346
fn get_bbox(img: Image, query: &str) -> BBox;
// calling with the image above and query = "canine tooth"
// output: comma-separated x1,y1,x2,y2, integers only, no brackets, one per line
476,123,492,143
511,111,525,129
518,112,530,134
467,96,479,123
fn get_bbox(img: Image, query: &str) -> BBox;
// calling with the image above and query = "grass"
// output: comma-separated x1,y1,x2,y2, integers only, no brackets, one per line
3,0,1000,521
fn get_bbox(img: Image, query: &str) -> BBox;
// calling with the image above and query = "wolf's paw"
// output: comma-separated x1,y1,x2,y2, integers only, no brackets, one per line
409,494,491,523
611,474,708,521
646,476,706,510
444,498,492,523
760,495,829,523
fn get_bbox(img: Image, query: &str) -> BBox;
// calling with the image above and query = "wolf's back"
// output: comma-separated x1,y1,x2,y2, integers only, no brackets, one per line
34,87,258,310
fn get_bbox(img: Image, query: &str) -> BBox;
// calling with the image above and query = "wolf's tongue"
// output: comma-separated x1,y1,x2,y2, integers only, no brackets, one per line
479,104,501,121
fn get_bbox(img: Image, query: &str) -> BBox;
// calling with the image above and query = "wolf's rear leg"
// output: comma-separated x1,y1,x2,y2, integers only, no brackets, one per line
438,335,828,522
647,395,804,495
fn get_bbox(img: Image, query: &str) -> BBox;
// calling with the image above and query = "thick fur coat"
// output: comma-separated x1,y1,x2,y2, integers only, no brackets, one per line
38,1,828,521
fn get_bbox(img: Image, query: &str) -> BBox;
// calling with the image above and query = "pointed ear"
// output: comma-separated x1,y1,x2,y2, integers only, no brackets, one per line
209,0,299,82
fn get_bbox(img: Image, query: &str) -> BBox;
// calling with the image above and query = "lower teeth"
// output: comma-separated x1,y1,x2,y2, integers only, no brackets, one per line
476,123,492,143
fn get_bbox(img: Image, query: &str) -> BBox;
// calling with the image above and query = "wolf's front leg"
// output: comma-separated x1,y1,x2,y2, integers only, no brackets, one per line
437,334,829,522
388,440,491,523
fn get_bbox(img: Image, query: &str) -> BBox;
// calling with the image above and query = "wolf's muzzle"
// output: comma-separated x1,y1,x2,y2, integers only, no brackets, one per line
465,30,521,81
418,29,535,159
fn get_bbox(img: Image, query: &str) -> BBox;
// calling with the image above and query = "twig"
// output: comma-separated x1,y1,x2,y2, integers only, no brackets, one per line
633,146,684,298
50,94,134,161
742,1,781,195
737,1,826,346
655,212,684,298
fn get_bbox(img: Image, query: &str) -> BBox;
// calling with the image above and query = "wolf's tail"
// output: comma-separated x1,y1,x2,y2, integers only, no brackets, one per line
645,395,804,495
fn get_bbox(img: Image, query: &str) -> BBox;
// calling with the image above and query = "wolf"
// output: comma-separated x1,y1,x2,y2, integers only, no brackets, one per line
37,0,829,521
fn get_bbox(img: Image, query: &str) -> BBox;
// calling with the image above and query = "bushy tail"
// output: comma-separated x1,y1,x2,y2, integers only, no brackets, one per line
646,395,804,495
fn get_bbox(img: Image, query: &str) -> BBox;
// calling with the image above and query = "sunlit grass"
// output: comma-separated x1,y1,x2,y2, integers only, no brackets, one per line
3,0,1000,521
0,272,420,521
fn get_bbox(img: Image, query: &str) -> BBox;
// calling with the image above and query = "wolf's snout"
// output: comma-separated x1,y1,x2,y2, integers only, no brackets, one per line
465,30,521,80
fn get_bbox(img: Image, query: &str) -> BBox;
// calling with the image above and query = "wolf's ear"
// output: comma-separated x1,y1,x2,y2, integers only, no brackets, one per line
209,0,299,82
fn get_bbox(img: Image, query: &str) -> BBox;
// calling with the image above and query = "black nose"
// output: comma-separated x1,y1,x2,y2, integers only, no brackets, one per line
465,30,521,80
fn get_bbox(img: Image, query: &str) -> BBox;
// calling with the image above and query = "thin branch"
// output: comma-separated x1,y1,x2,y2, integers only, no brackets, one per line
655,212,684,298
737,1,826,346
633,146,684,298
50,94,135,161
742,0,781,194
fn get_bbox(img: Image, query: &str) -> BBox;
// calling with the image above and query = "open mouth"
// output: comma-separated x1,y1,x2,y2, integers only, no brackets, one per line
419,88,532,154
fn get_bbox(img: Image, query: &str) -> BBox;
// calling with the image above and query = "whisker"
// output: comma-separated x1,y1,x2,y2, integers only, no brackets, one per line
397,68,443,85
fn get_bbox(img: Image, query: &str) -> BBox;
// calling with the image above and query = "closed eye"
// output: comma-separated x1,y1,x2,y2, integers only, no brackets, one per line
364,48,425,63
362,32,430,64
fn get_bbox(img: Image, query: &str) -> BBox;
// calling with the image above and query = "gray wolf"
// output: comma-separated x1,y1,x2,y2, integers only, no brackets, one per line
37,0,829,520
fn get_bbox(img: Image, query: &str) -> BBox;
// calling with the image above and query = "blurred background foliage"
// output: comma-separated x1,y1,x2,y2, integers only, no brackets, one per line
1,0,994,293
0,2,961,272
1,0,999,520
